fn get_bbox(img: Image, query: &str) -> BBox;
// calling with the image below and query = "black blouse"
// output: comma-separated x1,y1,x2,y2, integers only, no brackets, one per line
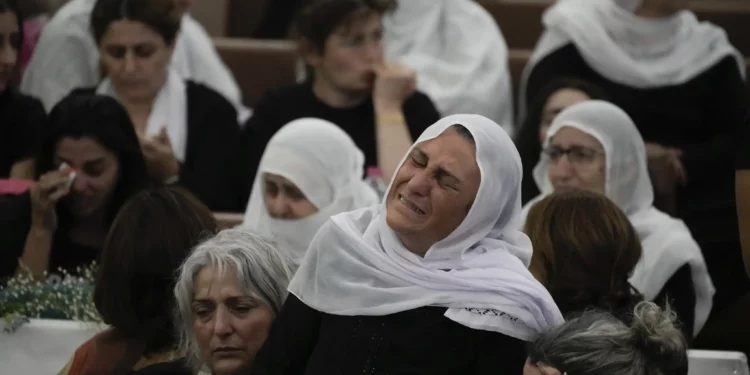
0,192,99,280
242,83,440,193
0,88,46,178
525,44,749,312
78,82,246,212
249,294,528,375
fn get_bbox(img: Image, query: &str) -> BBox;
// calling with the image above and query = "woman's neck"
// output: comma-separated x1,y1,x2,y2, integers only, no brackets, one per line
399,235,431,257
312,77,369,109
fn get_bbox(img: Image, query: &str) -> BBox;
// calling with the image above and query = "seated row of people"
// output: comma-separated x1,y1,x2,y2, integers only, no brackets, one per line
56,122,689,374
1,0,441,208
520,0,749,324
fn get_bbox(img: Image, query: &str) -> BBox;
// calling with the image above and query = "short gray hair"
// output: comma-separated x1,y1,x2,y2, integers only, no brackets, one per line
527,301,688,375
174,228,294,372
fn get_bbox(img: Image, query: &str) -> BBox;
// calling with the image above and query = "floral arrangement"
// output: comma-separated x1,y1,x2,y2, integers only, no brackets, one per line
0,263,101,333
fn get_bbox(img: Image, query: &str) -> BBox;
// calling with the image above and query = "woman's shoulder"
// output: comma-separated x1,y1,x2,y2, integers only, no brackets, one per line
132,357,192,375
185,81,239,128
5,89,45,109
185,80,233,104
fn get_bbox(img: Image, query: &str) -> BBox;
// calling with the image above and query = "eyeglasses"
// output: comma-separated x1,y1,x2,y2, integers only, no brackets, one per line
543,146,603,165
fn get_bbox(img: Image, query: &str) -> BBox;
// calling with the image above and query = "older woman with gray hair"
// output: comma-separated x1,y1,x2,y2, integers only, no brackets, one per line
173,228,294,375
523,301,688,375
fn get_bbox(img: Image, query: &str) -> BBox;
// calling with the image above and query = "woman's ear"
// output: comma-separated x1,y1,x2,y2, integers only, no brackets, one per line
298,38,322,68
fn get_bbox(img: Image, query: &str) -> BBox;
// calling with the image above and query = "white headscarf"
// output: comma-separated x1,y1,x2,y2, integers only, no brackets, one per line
383,0,515,134
522,100,715,335
97,69,188,162
518,0,744,122
289,114,563,341
243,118,379,265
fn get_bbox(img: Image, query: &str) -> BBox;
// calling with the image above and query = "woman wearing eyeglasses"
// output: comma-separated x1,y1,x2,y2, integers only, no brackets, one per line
520,100,715,341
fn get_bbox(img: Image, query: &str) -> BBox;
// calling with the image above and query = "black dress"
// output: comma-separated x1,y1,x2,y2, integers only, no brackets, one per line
0,192,99,280
243,83,441,191
249,294,528,375
525,44,749,315
0,88,46,178
78,82,246,212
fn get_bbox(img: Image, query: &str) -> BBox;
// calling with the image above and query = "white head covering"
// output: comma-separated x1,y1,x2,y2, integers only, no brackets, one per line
97,69,188,162
243,118,378,265
383,0,515,134
289,114,563,341
522,100,715,334
518,0,744,122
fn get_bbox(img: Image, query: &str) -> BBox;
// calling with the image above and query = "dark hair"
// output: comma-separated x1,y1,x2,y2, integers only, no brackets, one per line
94,186,219,354
527,302,688,375
515,78,607,204
295,0,396,54
14,0,49,18
0,0,23,84
90,0,181,45
451,124,475,145
525,189,643,318
36,91,150,225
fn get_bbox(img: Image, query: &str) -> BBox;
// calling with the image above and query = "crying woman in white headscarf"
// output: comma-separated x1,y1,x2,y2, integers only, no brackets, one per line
521,100,715,340
243,118,379,266
248,114,562,375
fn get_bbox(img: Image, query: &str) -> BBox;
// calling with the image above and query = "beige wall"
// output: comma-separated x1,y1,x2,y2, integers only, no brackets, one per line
190,0,229,37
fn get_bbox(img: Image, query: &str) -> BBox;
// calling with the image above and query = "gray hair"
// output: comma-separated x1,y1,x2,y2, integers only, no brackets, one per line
173,228,294,372
527,301,688,375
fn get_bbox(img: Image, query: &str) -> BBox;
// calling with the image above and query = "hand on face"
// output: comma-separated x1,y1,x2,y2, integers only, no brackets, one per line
645,142,686,194
373,62,417,110
140,127,179,183
30,170,72,231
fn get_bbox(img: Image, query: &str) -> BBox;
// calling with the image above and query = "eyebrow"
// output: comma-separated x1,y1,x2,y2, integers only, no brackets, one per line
412,148,428,160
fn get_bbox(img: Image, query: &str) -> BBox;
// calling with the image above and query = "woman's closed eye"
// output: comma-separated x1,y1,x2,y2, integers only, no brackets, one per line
133,44,157,58
105,46,127,59
193,304,214,319
410,155,427,168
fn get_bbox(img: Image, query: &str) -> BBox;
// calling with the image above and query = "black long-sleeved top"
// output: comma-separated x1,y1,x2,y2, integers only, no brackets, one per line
525,44,749,312
79,82,246,212
242,83,441,192
249,294,528,375
0,88,46,178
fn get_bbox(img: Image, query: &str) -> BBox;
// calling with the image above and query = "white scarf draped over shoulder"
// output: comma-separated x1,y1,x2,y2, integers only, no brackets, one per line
289,114,563,341
522,100,715,335
383,0,515,134
96,69,188,162
243,118,378,266
518,0,744,121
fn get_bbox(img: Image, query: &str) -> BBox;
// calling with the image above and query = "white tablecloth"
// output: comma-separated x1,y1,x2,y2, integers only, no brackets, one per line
0,319,103,374
689,350,749,375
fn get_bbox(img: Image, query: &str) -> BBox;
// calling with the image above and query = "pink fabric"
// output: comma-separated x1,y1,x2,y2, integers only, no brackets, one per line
0,179,33,195
21,19,46,76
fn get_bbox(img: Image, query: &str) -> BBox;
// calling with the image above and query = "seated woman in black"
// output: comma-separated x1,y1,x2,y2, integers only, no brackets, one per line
85,0,245,212
514,77,606,204
524,189,645,322
0,0,46,179
245,0,441,189
0,92,149,280
521,0,748,317
522,101,716,340
250,115,563,375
